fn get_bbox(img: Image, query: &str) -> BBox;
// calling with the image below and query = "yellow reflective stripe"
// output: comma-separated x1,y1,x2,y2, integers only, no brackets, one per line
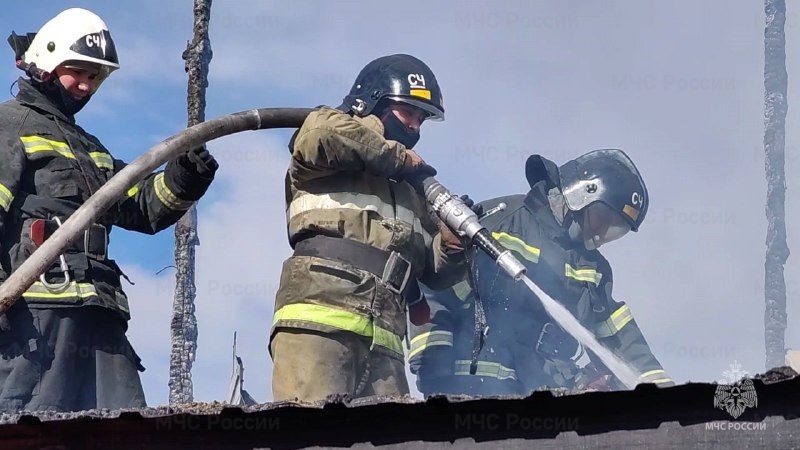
0,183,13,212
455,360,517,380
20,135,75,159
273,303,404,356
22,281,98,299
609,304,633,332
565,263,603,285
89,152,114,170
595,304,634,338
639,369,664,378
153,173,193,211
288,192,432,247
491,232,540,263
126,183,140,198
610,304,633,328
408,330,453,359
639,369,672,384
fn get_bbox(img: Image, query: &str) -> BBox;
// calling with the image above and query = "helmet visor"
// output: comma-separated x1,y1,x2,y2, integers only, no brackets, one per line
385,96,444,121
60,60,114,94
583,202,631,248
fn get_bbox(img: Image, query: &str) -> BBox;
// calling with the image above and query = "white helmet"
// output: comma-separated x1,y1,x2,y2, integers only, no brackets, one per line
22,8,119,92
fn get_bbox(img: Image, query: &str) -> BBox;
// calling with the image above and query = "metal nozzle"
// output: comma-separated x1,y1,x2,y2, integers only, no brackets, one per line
496,251,527,280
410,175,528,281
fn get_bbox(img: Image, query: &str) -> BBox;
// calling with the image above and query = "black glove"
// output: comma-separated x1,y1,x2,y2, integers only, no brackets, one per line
179,146,219,178
459,194,484,216
412,163,438,178
164,145,219,202
394,150,438,186
395,164,438,186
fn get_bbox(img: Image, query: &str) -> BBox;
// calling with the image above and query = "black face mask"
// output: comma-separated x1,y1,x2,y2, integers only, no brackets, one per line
382,112,420,149
35,78,92,117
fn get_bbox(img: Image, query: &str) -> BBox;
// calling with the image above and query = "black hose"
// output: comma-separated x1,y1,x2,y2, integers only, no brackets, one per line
0,107,314,315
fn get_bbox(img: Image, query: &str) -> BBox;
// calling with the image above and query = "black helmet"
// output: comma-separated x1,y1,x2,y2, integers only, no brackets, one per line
339,54,444,121
558,149,648,232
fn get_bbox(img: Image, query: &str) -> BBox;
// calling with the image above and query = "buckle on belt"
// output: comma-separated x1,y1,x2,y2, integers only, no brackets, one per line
85,223,107,260
382,251,412,295
37,217,72,292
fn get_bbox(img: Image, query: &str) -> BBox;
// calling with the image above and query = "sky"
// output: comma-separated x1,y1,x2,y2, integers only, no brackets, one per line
1,1,799,407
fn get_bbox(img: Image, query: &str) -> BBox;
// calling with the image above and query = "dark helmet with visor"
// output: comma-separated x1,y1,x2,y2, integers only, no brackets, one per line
558,149,648,248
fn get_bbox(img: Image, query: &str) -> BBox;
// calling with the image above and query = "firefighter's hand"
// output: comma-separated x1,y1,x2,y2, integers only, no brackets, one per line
165,145,218,202
585,374,613,391
397,150,437,180
438,220,465,252
459,194,484,216
574,363,614,391
179,145,219,178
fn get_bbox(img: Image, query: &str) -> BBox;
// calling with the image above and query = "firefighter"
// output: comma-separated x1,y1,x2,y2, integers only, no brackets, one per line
0,8,218,412
409,149,674,397
270,54,468,403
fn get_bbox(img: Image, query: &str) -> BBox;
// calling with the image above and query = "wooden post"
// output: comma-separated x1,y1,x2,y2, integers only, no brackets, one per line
763,0,789,371
169,0,213,405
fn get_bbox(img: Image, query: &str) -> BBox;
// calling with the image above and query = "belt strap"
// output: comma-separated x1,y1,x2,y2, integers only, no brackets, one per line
293,234,421,302
30,219,108,259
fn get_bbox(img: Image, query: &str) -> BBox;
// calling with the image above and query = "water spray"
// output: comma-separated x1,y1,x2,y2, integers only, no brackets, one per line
0,106,645,390
409,175,643,389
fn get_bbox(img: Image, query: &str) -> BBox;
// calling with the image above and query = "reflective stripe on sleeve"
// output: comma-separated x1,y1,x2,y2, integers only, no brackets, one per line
491,231,540,263
409,330,453,359
154,173,193,211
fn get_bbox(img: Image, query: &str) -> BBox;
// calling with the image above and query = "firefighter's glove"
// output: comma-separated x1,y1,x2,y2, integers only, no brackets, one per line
458,194,484,217
408,297,431,326
585,374,613,391
574,362,613,391
437,220,465,253
164,145,218,202
395,149,437,183
183,146,219,178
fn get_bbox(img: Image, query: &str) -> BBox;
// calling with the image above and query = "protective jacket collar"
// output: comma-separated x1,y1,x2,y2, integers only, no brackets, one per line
14,77,76,124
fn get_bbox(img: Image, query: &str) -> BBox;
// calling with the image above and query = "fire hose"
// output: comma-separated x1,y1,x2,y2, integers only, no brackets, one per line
0,107,311,315
0,107,527,318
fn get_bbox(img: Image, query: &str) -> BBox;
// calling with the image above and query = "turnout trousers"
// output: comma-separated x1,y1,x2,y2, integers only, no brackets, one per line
270,328,409,403
0,304,146,412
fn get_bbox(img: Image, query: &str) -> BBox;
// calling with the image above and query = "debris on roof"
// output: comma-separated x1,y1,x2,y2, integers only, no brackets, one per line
227,332,258,406
0,366,797,449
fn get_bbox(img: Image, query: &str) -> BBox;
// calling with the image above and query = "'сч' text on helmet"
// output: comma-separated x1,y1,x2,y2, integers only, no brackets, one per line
19,8,119,93
557,148,649,232
340,54,444,121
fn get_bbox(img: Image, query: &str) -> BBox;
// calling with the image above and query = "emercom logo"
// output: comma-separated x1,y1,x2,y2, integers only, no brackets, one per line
713,361,758,419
